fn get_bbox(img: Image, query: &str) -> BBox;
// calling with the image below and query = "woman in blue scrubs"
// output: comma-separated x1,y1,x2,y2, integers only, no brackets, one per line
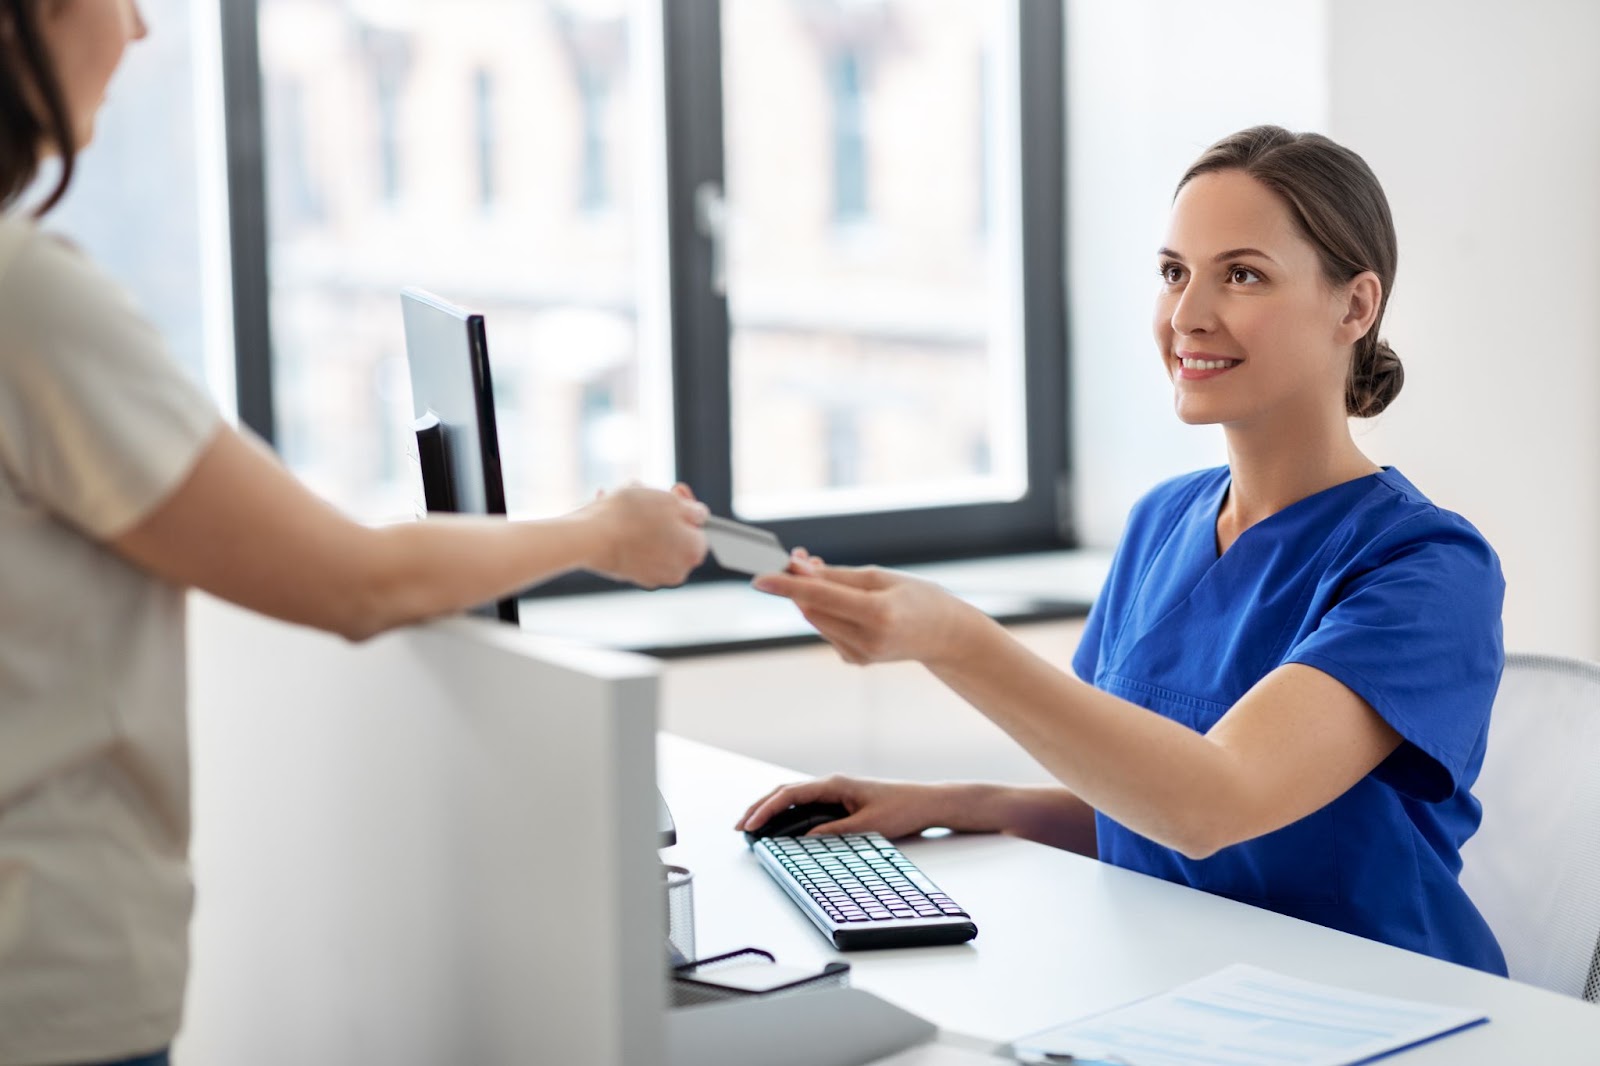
740,126,1507,974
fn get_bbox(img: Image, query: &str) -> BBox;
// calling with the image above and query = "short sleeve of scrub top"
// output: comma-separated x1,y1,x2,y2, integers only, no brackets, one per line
1071,466,1506,974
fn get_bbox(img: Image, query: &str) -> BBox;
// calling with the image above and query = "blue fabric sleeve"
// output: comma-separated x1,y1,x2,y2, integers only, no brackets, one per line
1072,585,1109,683
1284,514,1504,803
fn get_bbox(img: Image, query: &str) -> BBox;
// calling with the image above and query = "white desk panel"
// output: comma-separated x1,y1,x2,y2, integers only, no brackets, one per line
659,735,1600,1063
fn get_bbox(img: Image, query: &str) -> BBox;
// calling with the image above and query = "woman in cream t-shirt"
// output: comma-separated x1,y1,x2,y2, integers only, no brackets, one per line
0,5,710,1065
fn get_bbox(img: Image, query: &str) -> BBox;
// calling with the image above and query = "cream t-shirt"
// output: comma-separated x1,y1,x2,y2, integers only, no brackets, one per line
0,215,220,1064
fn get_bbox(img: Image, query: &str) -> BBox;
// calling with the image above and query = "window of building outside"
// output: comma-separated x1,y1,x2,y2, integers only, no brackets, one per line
723,0,1032,523
474,69,497,210
576,61,612,214
828,47,868,225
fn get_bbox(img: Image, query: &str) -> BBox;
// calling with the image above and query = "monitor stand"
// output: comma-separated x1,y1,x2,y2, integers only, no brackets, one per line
658,790,677,848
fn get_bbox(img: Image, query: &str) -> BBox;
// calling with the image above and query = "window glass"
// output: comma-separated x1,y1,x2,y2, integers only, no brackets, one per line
257,0,669,520
722,0,1027,520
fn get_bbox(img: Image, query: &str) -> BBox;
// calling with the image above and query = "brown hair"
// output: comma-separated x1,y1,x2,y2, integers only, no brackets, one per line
1177,125,1403,418
0,0,77,215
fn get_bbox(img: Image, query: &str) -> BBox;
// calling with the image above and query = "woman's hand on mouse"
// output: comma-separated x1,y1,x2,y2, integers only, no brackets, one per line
737,775,972,841
752,551,989,668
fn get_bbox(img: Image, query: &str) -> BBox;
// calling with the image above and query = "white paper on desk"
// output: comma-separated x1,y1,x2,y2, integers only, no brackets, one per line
1009,964,1486,1066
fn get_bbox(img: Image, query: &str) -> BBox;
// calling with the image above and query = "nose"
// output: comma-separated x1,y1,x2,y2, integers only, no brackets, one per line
1169,278,1216,337
131,2,150,39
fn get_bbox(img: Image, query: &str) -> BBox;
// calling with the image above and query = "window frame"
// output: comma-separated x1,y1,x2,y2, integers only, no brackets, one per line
223,0,1073,595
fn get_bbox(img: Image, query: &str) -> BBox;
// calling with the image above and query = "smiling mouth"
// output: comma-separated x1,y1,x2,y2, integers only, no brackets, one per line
1178,356,1241,370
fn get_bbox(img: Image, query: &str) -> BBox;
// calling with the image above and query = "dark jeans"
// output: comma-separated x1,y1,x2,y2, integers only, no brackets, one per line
81,1052,169,1066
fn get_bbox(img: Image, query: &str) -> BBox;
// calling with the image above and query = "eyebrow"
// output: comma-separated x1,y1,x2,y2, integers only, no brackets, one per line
1157,247,1279,264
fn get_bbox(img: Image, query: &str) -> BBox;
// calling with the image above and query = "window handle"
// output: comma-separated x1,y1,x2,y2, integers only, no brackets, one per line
694,181,728,298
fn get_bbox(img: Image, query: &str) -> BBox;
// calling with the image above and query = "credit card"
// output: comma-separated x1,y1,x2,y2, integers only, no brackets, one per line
703,515,790,576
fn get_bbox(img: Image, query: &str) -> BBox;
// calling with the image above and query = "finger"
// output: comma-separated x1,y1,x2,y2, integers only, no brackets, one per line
736,784,793,830
738,779,835,833
750,570,826,600
751,571,807,597
736,781,819,832
760,573,878,620
797,605,871,649
812,564,892,590
671,482,697,501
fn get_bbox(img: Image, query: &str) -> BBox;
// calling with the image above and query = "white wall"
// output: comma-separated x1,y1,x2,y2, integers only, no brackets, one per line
1066,0,1600,658
1066,0,1329,545
1326,0,1600,659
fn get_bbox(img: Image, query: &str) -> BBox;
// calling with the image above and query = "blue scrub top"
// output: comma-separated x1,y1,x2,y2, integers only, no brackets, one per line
1073,466,1506,974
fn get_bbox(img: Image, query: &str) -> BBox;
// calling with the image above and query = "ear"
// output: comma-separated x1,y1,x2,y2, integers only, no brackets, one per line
1334,270,1382,346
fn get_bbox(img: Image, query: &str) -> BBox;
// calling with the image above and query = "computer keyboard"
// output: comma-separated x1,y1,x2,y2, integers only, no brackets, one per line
750,831,978,950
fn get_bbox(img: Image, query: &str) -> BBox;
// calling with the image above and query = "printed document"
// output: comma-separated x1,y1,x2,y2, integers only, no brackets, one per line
1009,963,1486,1066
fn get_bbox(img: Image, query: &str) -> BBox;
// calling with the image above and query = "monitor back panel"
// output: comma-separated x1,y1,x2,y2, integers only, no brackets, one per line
177,595,667,1066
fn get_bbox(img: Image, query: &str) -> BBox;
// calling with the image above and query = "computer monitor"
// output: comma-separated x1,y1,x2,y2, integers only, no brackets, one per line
399,288,676,848
399,288,518,624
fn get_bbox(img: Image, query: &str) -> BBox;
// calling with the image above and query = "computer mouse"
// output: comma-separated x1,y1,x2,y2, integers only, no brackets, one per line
742,801,851,845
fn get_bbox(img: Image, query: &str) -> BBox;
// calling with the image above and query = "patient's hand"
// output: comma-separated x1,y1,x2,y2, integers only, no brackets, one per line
752,551,985,667
737,775,968,841
578,482,708,589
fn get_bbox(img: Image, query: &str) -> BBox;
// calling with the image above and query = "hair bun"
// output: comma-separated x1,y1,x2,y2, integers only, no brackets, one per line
1348,339,1404,418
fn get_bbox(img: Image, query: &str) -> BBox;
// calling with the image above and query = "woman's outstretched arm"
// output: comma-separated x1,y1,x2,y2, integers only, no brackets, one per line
756,562,1401,859
112,424,708,641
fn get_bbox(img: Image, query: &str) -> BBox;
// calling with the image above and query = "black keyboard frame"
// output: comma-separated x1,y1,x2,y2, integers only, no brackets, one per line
750,832,978,951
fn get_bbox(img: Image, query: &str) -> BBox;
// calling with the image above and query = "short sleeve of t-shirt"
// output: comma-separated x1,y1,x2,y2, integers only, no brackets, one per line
1285,513,1504,803
0,222,219,538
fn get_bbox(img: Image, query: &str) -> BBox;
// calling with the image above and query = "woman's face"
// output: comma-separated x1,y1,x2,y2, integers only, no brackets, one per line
1152,169,1357,428
37,0,147,150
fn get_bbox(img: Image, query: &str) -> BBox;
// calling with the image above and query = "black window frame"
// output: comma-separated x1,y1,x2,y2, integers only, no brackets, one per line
223,0,1072,596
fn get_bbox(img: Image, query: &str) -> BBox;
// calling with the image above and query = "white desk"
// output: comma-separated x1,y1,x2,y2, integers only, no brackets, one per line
659,734,1600,1062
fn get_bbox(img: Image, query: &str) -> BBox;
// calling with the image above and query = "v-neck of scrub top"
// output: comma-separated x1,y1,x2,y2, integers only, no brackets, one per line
1098,467,1391,717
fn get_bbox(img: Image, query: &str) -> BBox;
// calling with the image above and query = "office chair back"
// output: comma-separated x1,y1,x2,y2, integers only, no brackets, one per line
1458,652,1600,1002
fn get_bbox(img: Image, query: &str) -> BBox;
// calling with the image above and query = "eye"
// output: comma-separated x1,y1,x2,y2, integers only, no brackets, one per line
1158,262,1185,285
1228,265,1263,284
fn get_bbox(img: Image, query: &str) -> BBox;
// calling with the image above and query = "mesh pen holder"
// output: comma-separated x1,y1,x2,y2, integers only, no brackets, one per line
663,863,696,966
671,947,852,1009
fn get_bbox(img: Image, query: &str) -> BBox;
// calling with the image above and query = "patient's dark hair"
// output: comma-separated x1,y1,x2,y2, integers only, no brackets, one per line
0,0,77,215
1177,125,1403,418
